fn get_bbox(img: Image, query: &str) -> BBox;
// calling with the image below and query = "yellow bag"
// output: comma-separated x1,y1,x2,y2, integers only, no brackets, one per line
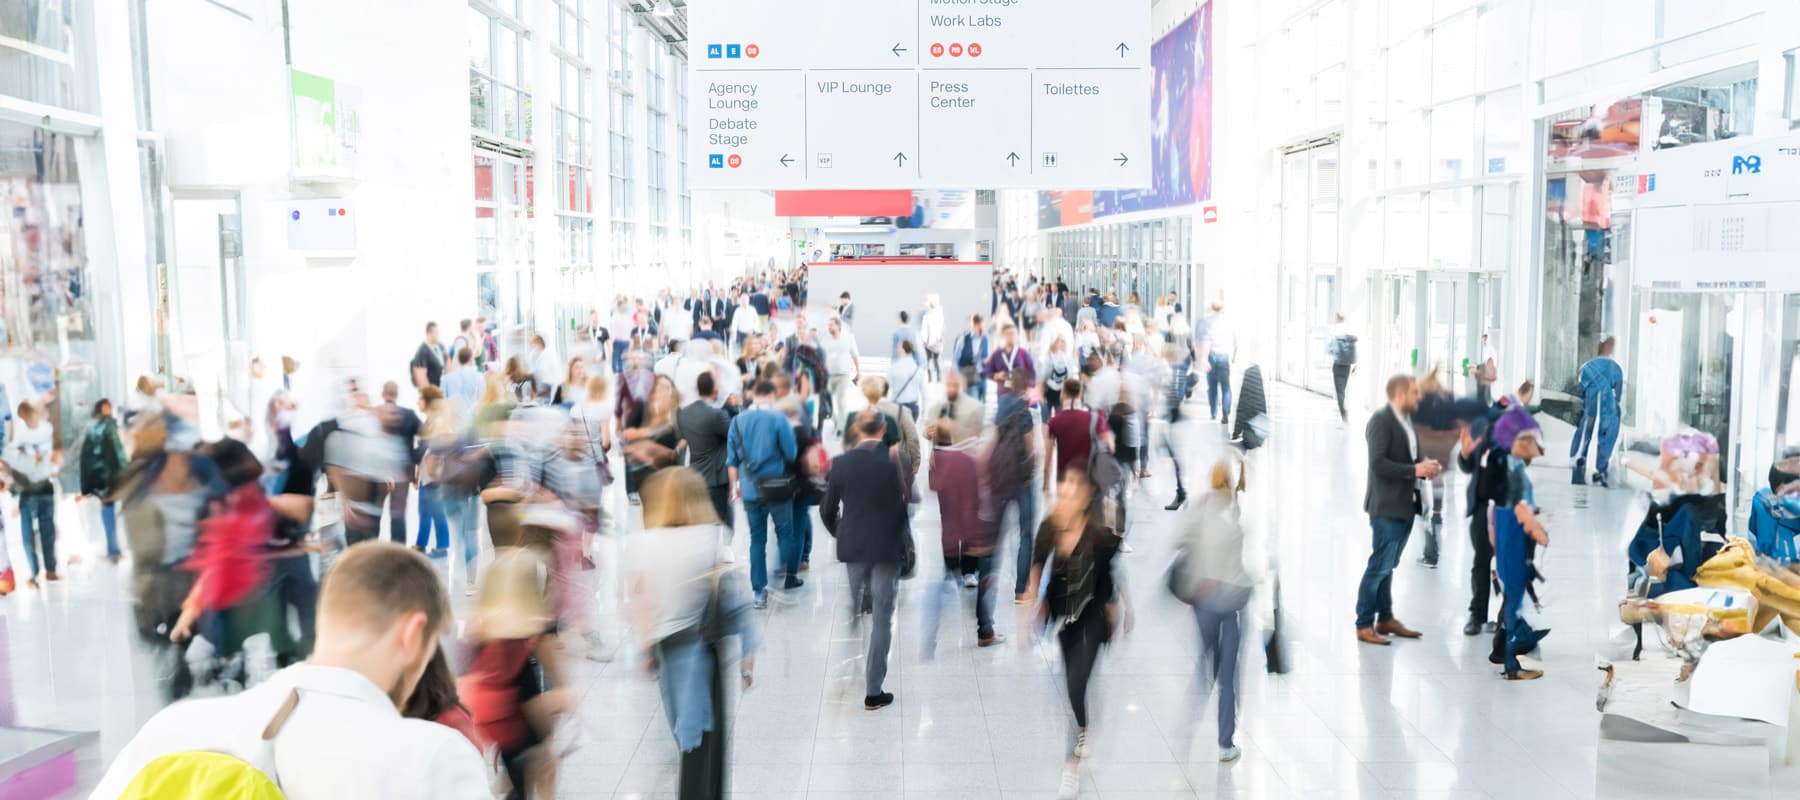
119,688,299,799
117,751,284,800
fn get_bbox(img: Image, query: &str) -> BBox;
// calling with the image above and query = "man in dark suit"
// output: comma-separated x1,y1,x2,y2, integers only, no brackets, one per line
820,408,909,711
676,371,733,529
1356,374,1441,645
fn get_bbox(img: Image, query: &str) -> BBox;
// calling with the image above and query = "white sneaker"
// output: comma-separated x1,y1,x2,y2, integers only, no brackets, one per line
1072,729,1090,759
1219,745,1241,763
1057,760,1082,799
962,573,978,589
719,544,737,563
1119,541,1135,554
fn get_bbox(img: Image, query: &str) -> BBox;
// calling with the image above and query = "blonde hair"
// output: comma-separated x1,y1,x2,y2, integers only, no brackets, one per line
641,468,722,528
480,370,507,406
860,375,887,404
470,547,550,640
584,373,609,403
1419,365,1444,396
1209,458,1247,493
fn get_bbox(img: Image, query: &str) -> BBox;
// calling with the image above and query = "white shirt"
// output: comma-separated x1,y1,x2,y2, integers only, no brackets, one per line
626,524,727,642
1390,404,1418,460
91,664,489,800
732,305,760,335
5,419,55,484
821,333,860,377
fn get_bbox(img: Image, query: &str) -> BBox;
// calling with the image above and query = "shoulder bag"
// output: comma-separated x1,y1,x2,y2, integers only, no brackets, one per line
732,414,797,502
1086,410,1126,491
891,449,918,580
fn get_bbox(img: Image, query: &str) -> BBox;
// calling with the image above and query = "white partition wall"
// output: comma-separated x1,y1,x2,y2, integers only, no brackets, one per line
806,263,994,361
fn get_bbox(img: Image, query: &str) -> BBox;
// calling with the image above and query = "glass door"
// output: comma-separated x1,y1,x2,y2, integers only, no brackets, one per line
1423,273,1470,388
1377,271,1418,378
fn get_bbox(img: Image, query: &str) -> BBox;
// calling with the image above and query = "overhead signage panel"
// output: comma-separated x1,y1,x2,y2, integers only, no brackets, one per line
688,0,1152,190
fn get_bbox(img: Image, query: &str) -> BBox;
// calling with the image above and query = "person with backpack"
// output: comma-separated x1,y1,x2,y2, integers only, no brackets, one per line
95,543,490,799
989,371,1041,602
1327,313,1359,423
80,398,129,563
949,314,990,403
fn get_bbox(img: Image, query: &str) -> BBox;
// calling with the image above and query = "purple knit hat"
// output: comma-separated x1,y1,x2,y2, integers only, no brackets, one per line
1492,407,1541,450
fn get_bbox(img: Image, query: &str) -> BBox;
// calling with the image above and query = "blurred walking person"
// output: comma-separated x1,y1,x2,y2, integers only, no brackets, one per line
628,469,762,799
921,422,1001,654
821,409,911,711
7,400,60,585
919,294,945,382
1025,470,1129,795
1169,458,1256,763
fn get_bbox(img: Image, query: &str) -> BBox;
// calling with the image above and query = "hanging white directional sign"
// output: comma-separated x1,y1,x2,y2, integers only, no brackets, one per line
688,0,1152,189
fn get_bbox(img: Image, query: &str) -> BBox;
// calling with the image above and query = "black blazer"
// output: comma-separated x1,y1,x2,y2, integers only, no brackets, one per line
820,442,909,564
1364,407,1425,519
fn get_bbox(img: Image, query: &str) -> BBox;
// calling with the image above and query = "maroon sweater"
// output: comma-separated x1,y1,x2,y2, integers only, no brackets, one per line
929,445,993,557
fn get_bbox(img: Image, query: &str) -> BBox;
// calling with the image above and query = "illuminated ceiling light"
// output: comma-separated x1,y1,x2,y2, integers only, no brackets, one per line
653,0,675,17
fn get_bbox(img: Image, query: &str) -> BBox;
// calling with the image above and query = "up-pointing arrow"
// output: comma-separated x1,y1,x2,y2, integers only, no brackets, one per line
1006,152,1020,167
779,154,794,167
894,152,908,167
1116,42,1129,58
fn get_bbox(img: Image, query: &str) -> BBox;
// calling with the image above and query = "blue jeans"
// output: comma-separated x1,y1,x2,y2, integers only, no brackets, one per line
98,500,119,558
792,496,814,564
1354,516,1413,629
269,552,318,655
443,489,481,570
1003,486,1040,596
923,553,998,653
1195,605,1243,749
1207,352,1233,420
611,340,628,374
744,498,797,594
19,493,57,577
1570,404,1619,477
414,485,450,550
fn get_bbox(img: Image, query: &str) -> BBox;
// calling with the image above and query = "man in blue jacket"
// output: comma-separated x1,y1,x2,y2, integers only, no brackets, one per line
727,380,799,608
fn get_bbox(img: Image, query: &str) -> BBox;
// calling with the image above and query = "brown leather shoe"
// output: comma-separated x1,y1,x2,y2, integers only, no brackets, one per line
1356,627,1391,646
1376,620,1422,639
1503,669,1544,681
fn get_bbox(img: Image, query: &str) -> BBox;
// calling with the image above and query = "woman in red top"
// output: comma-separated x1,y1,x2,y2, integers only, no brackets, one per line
460,547,572,799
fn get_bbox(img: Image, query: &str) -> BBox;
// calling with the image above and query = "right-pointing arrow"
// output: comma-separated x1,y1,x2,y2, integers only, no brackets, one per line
1006,152,1020,167
1115,153,1130,166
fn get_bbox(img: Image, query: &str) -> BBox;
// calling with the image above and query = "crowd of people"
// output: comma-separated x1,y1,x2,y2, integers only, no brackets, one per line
41,261,1665,799
52,265,1292,799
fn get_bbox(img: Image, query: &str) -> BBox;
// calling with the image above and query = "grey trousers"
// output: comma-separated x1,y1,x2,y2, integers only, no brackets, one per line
846,561,901,697
1194,604,1243,749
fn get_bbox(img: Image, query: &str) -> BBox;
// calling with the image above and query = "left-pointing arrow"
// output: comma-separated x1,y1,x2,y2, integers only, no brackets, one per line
892,43,908,57
780,154,794,167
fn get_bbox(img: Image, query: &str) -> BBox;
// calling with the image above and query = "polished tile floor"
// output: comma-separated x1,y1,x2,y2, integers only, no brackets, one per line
5,384,1792,798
